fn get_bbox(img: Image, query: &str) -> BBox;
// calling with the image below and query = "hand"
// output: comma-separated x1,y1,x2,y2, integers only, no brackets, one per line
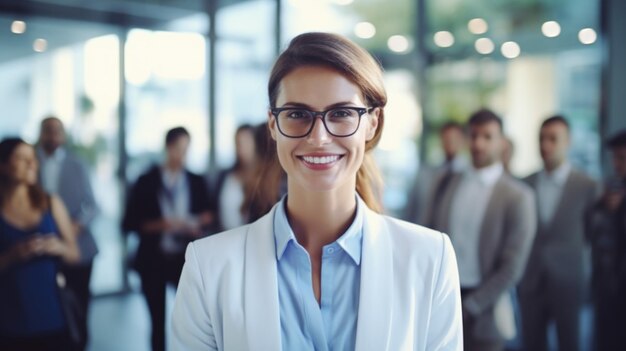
27,233,68,258
603,190,624,212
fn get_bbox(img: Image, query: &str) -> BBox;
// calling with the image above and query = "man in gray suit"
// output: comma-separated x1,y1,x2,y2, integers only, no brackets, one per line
519,116,598,351
404,121,467,225
425,109,536,351
37,116,98,351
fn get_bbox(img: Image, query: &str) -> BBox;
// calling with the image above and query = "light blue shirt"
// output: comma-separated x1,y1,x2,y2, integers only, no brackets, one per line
273,196,363,351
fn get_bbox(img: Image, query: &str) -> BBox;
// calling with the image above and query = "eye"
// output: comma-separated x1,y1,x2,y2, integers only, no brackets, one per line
285,109,310,119
328,108,354,118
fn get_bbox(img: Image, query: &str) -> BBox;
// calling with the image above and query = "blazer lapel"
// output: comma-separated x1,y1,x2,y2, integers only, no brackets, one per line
355,208,393,350
243,206,281,350
545,171,575,232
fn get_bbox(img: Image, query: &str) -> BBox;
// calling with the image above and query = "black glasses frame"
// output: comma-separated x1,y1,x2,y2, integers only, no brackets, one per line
270,106,374,138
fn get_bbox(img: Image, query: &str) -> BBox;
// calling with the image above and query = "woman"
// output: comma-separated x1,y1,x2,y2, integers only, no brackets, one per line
0,138,80,351
172,32,462,350
213,124,258,231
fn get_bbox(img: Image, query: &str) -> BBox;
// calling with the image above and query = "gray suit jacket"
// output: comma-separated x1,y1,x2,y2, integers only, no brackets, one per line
38,149,99,264
520,169,598,295
426,171,536,340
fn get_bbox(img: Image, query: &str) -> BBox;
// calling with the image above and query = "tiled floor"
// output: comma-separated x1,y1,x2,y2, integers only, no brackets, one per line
87,287,175,351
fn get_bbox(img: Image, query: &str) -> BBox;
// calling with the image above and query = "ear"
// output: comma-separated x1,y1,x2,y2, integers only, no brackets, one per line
365,108,380,141
268,110,278,141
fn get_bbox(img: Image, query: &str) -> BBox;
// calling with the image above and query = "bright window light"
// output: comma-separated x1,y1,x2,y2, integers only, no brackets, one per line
433,31,454,48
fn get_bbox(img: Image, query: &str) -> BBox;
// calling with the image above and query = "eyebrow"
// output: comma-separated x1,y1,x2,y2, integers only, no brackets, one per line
278,101,362,110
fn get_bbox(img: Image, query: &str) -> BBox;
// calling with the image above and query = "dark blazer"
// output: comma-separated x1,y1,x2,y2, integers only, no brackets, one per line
520,169,598,294
425,171,536,340
122,165,211,275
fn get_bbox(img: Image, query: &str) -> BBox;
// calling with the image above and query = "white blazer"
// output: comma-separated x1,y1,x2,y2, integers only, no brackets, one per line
172,201,463,350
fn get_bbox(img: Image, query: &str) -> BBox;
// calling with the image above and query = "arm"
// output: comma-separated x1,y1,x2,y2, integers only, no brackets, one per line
73,160,98,231
47,195,81,263
172,243,218,350
427,234,463,350
464,188,537,316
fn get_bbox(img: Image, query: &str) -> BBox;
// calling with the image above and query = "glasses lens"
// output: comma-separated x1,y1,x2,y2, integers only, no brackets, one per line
325,108,360,136
276,108,362,137
277,109,314,137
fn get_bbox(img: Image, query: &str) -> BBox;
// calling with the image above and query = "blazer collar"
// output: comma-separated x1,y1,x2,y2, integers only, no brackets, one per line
243,204,282,350
243,201,394,350
355,205,394,350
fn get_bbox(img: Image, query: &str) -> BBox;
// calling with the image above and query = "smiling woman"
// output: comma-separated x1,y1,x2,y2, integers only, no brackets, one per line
171,32,463,351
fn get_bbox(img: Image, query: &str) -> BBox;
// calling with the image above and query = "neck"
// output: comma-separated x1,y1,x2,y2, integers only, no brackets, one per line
285,183,357,252
5,184,30,208
544,159,564,173
43,146,58,157
164,162,183,172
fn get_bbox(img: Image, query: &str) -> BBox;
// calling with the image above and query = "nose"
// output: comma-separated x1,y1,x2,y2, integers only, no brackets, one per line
307,115,331,146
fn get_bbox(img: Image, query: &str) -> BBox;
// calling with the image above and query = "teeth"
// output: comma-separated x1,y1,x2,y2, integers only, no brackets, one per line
302,155,340,164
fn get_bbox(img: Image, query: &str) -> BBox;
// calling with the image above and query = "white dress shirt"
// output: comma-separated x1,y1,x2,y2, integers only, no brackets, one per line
536,162,571,225
159,168,192,254
449,162,503,287
38,147,66,194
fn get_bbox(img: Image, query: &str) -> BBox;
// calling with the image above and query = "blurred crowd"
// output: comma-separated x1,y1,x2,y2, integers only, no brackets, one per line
1,110,625,351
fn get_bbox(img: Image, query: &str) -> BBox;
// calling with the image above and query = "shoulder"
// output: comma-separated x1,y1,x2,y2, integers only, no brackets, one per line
374,212,452,260
522,171,539,183
500,174,533,197
187,221,256,269
570,169,597,187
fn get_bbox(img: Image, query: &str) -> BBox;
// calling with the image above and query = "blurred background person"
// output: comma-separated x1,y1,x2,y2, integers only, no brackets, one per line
0,138,80,351
242,121,286,223
212,124,257,231
122,127,213,351
424,109,536,351
404,121,467,225
36,116,98,351
588,130,626,351
502,136,515,175
518,115,598,351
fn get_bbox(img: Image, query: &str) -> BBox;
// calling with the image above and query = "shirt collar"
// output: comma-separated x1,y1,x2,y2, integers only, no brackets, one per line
37,146,66,162
541,161,571,185
468,162,503,186
273,195,364,265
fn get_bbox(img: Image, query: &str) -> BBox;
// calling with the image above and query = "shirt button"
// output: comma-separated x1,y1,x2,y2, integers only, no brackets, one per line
327,247,335,254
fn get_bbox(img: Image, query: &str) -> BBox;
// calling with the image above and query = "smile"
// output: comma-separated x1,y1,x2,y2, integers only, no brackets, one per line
301,155,341,165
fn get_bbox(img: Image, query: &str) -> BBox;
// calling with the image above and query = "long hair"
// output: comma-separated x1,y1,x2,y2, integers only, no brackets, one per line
265,32,387,212
0,138,47,210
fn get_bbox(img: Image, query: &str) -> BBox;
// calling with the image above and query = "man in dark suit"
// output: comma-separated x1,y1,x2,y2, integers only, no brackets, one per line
37,116,99,351
588,130,626,350
518,116,598,351
424,109,536,351
122,127,213,351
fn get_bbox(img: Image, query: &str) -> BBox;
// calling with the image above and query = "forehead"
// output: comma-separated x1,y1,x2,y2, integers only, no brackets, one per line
42,119,63,131
469,121,501,135
12,143,35,157
276,66,364,107
540,122,568,134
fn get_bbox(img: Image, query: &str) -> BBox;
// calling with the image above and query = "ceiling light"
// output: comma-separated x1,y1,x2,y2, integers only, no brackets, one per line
388,35,410,53
11,20,26,34
501,41,520,59
433,31,454,48
468,18,488,34
541,21,561,38
475,38,494,54
33,38,47,52
578,28,597,45
354,22,376,39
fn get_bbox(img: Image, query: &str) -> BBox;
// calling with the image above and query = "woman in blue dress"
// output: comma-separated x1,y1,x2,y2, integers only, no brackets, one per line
0,138,80,350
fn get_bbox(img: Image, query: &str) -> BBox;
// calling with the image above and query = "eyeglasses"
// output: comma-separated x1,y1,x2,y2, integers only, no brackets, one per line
270,106,374,138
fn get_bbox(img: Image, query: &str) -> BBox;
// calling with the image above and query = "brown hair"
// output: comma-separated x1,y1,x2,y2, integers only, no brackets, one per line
0,138,47,211
265,32,387,212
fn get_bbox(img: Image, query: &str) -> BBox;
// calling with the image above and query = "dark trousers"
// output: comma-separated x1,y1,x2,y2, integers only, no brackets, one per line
62,262,93,351
461,288,506,351
139,253,185,351
518,280,583,351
